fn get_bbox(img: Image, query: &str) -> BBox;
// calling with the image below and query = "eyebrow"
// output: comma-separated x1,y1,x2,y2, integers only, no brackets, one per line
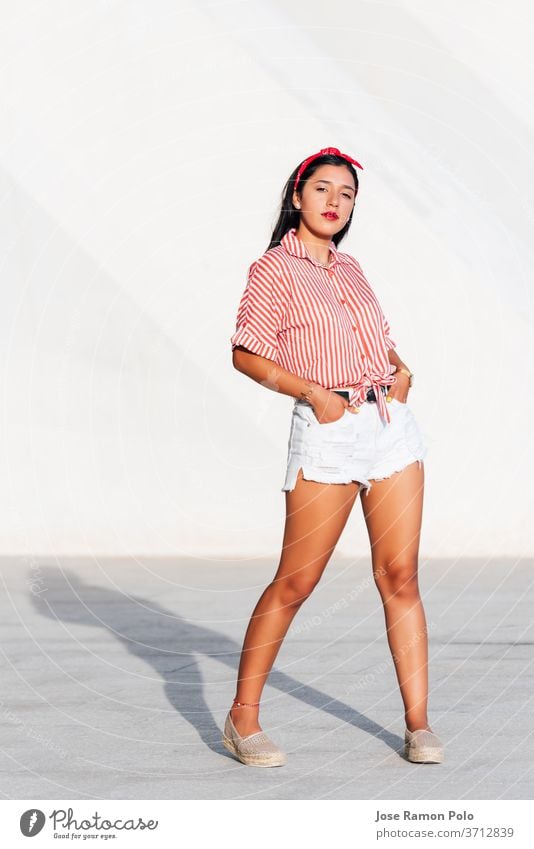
313,179,355,192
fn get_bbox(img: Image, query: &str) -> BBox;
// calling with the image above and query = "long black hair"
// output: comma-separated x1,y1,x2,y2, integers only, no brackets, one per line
266,150,360,252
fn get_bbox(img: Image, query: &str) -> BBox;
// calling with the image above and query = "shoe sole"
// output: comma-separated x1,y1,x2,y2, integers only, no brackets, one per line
222,735,287,767
405,745,444,763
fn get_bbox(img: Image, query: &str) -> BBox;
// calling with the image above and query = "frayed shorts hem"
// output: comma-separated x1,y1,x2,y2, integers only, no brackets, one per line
281,454,426,495
281,459,371,494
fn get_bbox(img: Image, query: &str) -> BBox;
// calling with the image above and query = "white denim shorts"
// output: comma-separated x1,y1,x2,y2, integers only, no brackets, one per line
282,395,428,496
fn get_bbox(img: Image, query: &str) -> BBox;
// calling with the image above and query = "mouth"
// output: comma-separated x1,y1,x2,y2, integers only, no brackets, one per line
321,212,339,220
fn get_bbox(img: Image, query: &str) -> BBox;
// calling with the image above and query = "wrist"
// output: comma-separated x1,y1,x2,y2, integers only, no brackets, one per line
396,367,414,387
298,380,318,403
298,380,325,405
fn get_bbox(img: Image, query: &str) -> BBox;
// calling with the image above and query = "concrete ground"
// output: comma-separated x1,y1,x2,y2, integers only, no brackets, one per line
0,555,532,800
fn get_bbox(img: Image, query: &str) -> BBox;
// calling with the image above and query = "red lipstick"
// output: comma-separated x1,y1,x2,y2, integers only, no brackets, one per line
321,212,339,220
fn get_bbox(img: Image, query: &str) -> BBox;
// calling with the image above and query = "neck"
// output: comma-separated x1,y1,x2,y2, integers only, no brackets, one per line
295,223,333,266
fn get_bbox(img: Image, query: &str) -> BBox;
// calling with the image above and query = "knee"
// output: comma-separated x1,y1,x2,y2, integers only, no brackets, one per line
375,558,420,600
272,573,321,609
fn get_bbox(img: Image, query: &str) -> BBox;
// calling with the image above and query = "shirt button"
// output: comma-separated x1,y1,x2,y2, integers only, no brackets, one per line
340,299,346,304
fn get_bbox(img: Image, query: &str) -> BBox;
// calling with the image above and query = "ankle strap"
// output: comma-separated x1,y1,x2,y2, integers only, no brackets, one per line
232,698,259,707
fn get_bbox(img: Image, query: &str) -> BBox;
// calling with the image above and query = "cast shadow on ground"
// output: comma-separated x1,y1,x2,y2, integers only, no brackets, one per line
29,566,404,759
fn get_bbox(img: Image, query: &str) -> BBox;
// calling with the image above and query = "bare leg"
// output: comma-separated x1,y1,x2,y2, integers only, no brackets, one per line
231,469,360,736
360,460,431,732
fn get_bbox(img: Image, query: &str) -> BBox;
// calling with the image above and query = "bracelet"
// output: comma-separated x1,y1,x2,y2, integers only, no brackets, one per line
299,381,317,402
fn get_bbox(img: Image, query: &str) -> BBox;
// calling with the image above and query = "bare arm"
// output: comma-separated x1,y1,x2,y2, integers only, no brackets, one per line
232,346,345,422
388,347,410,374
387,348,412,401
233,346,314,398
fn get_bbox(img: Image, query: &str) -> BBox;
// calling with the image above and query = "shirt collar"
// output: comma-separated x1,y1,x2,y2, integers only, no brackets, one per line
280,227,345,269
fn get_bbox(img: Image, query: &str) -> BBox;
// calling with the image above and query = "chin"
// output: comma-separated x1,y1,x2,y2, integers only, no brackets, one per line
318,218,343,234
317,216,343,233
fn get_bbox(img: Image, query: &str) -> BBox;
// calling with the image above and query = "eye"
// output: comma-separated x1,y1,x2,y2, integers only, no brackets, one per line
316,187,327,192
342,192,352,199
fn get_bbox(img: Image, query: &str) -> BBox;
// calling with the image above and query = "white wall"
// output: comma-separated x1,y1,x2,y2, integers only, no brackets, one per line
1,0,532,557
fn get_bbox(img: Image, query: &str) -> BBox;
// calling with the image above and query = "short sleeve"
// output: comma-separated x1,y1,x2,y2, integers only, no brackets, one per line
230,256,286,362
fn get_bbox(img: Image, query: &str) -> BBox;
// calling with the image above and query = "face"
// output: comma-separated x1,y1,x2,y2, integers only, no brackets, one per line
292,163,356,236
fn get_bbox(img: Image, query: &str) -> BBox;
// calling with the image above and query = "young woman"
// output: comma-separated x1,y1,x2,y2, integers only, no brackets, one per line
225,147,443,768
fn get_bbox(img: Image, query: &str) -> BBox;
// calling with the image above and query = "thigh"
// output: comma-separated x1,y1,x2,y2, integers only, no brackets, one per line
274,469,360,586
360,459,425,568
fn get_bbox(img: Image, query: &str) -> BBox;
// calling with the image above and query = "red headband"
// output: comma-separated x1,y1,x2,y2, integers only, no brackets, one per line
294,146,363,192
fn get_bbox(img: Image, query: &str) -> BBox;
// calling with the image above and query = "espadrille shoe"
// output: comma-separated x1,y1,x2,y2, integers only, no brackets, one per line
222,711,287,767
404,728,444,763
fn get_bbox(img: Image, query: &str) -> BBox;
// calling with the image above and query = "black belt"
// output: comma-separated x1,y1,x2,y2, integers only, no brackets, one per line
332,385,391,404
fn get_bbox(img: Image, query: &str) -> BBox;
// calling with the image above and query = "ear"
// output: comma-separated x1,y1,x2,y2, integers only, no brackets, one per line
292,191,301,210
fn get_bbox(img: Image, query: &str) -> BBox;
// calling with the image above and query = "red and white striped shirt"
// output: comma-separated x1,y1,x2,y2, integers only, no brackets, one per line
230,227,398,424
